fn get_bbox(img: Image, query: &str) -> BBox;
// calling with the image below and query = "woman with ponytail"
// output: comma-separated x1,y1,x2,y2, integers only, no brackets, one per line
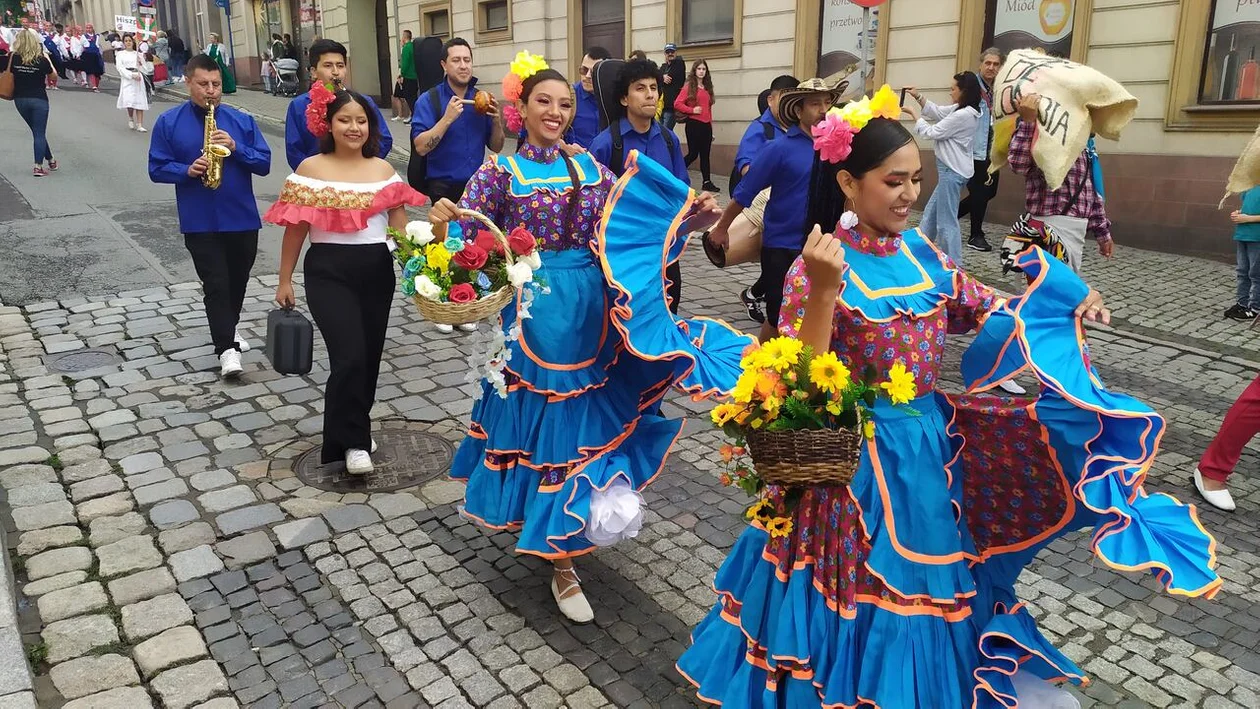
679,86,1220,708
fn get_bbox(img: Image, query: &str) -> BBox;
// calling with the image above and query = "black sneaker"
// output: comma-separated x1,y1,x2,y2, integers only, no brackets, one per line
967,234,993,252
702,181,721,194
1224,304,1256,321
740,288,766,324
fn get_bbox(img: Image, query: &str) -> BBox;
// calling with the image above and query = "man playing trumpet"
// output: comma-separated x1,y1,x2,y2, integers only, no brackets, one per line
149,53,272,379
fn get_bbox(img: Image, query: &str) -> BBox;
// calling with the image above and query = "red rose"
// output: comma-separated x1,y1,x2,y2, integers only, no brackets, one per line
507,227,536,256
452,242,489,271
474,230,505,255
448,283,477,303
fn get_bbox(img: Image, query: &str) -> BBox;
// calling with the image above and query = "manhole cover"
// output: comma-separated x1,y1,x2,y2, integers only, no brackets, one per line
294,429,455,493
45,347,122,373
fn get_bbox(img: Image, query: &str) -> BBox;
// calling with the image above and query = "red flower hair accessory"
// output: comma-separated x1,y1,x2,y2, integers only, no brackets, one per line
503,104,524,135
305,81,337,138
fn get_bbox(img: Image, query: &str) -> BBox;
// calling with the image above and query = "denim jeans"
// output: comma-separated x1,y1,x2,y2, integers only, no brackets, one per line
13,98,53,165
920,157,968,265
169,55,185,78
661,109,677,131
1236,240,1260,310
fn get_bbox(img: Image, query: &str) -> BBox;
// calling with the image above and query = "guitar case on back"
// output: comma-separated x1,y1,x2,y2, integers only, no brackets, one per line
591,59,626,132
407,36,448,192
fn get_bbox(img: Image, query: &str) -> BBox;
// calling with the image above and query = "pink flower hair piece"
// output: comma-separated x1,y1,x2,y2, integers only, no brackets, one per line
305,81,337,138
503,104,524,134
812,112,855,164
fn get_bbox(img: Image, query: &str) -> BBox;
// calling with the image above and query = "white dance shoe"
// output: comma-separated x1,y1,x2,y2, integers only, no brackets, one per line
1194,468,1236,511
998,380,1028,395
1010,669,1081,709
551,567,594,624
218,349,243,379
345,449,374,475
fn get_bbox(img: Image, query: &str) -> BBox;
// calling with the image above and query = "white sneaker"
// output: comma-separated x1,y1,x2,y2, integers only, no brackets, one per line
997,380,1028,395
128,120,135,130
136,126,147,133
234,330,251,352
551,568,594,624
218,349,243,379
371,438,378,454
435,323,454,334
345,448,374,475
458,323,478,333
1193,468,1236,511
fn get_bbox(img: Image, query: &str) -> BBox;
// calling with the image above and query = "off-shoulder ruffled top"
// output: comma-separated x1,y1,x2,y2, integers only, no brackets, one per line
263,173,427,245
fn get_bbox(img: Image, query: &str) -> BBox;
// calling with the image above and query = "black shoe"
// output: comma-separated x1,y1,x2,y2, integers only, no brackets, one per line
740,288,766,324
1224,304,1256,321
702,181,720,194
967,235,993,252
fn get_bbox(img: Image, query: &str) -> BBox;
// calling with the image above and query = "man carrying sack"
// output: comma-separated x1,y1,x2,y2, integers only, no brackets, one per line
989,49,1135,273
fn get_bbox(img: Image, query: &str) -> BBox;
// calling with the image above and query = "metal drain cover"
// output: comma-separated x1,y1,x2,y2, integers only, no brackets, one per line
45,347,122,373
294,429,455,493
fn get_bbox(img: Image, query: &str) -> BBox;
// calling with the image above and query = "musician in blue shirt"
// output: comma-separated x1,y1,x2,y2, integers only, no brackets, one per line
410,37,505,203
285,39,392,170
149,54,272,380
566,46,610,148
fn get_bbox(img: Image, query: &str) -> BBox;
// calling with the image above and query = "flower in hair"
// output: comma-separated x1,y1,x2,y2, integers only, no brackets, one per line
839,97,873,131
305,81,336,138
503,104,524,134
502,72,523,102
811,112,855,164
869,84,902,120
509,51,548,82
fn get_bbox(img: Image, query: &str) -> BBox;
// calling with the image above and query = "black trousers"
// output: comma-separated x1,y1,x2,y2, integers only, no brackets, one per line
423,179,468,205
958,159,999,238
184,231,258,356
683,120,713,183
304,243,395,463
666,261,682,314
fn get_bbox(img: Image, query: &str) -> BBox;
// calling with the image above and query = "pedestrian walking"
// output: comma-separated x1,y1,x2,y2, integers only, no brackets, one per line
659,43,685,129
675,58,719,193
957,48,1003,252
397,29,416,123
115,34,150,132
1008,92,1113,272
566,45,610,148
1193,372,1260,511
3,30,58,177
390,73,406,120
268,89,425,474
436,57,732,625
153,31,170,85
80,23,104,91
206,33,236,94
1226,186,1260,321
148,54,272,379
590,59,692,314
38,25,60,89
905,72,982,266
167,30,186,82
678,86,1220,709
285,39,393,170
705,78,843,342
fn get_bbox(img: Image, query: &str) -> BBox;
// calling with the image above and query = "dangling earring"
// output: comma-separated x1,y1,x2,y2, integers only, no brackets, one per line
840,197,859,231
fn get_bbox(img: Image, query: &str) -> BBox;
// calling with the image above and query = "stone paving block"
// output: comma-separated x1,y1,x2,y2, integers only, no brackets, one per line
280,498,343,518
150,499,200,529
190,469,237,491
216,503,285,536
150,659,229,709
11,499,76,531
16,525,84,556
76,492,136,524
60,686,155,709
170,544,226,582
48,654,140,700
61,459,112,483
121,592,195,641
6,481,66,507
198,485,258,513
133,478,191,507
24,570,88,597
0,446,50,467
159,521,216,553
216,531,278,568
69,474,126,502
133,625,210,678
37,581,108,622
0,692,38,709
88,512,146,547
25,546,92,580
42,614,121,664
323,504,382,533
108,567,178,606
0,463,56,489
96,534,163,578
273,518,331,550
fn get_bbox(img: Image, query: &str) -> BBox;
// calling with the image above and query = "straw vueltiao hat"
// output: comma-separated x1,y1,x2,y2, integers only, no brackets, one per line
778,77,848,126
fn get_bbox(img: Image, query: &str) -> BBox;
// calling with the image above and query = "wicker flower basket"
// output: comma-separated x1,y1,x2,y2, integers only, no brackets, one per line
745,427,864,486
413,209,517,326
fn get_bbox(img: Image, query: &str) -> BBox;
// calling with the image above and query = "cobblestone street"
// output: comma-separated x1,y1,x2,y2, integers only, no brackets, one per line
1,85,1260,709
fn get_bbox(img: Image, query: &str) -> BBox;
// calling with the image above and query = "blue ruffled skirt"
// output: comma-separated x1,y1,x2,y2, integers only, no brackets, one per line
451,151,752,558
678,249,1221,707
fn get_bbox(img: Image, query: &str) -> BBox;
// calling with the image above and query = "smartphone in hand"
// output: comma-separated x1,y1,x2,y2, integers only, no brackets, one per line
900,87,910,106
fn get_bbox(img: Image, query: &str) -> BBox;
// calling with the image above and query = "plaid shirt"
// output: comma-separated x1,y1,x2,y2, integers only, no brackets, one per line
1008,119,1112,242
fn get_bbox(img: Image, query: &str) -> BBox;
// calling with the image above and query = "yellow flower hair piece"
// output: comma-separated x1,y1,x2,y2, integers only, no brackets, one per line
868,84,902,120
509,50,549,82
839,96,873,131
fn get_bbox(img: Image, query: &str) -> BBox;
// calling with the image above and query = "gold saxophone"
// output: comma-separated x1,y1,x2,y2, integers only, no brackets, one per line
202,101,232,190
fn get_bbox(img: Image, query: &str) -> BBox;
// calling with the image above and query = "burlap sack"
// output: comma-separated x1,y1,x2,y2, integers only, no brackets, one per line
1220,123,1260,208
988,49,1137,190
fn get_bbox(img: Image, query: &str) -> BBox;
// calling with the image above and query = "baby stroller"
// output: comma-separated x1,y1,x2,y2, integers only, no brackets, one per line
272,57,300,96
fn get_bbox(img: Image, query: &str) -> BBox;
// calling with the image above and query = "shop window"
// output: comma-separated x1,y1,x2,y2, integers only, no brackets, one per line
983,0,1078,57
667,0,742,59
1168,1,1260,130
1199,1,1260,104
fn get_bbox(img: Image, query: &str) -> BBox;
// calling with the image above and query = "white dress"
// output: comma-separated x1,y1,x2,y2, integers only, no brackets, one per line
115,50,150,111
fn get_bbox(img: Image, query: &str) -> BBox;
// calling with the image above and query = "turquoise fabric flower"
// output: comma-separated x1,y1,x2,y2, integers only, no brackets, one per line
401,277,417,297
444,235,465,253
403,256,424,279
476,271,492,292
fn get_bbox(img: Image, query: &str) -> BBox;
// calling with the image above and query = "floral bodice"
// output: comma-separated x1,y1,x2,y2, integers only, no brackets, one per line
778,227,999,392
458,142,616,252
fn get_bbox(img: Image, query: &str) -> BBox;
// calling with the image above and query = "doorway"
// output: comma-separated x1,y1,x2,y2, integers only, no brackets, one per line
583,0,624,59
374,0,392,104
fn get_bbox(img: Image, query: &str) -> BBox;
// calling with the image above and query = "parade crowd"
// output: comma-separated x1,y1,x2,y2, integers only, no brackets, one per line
0,19,1249,708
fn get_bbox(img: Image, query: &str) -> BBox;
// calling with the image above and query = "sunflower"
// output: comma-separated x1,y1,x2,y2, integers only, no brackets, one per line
809,350,852,394
880,362,917,405
745,498,772,520
711,403,742,426
766,517,794,538
759,337,804,372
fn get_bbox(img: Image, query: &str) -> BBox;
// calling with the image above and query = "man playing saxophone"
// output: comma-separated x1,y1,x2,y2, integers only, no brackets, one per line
148,53,272,379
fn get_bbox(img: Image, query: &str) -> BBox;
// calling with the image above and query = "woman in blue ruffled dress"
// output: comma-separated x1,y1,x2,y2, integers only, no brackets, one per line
428,57,750,623
677,97,1221,707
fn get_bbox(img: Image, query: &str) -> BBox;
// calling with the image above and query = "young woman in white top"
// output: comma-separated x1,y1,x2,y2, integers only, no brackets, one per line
115,34,151,131
904,71,983,265
266,90,425,475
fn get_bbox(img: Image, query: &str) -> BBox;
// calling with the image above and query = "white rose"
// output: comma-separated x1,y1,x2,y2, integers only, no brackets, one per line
405,220,436,245
523,251,542,270
414,275,442,300
507,262,534,289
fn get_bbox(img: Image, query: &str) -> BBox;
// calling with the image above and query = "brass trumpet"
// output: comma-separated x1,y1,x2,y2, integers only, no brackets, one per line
202,100,231,190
